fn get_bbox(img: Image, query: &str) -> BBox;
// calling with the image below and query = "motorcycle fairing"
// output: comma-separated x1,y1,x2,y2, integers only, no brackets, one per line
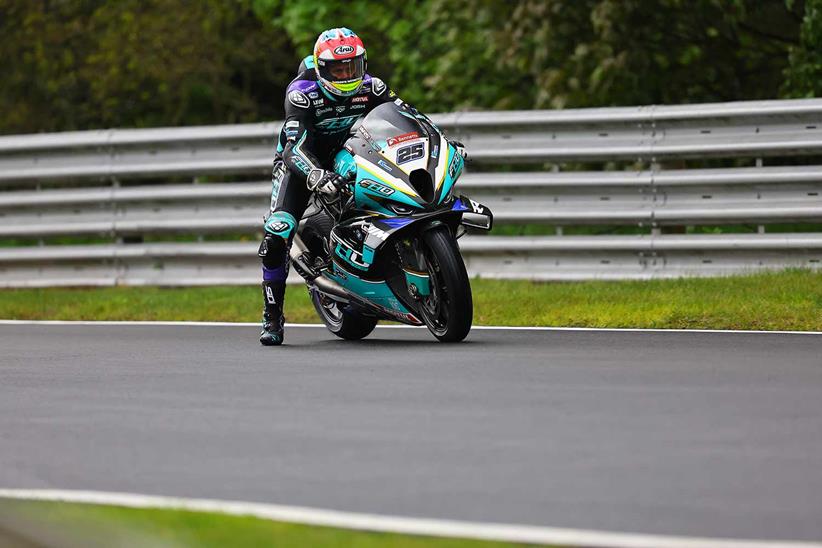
328,197,492,279
325,263,422,324
334,120,464,213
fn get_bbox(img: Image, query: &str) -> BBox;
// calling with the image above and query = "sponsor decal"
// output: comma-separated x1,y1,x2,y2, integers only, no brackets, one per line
397,142,425,165
431,144,439,159
291,156,311,174
335,105,346,113
351,104,366,110
377,159,394,172
335,241,369,270
386,131,419,147
448,150,460,178
315,114,360,131
308,91,319,99
351,95,369,103
288,90,309,108
469,199,485,214
312,99,324,106
394,98,403,106
333,44,355,56
363,223,390,241
316,107,332,115
359,180,394,196
285,120,299,128
372,77,386,96
265,286,276,304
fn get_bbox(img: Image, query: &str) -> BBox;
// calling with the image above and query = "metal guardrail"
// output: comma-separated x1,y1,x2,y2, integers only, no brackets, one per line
1,234,819,287
0,97,820,287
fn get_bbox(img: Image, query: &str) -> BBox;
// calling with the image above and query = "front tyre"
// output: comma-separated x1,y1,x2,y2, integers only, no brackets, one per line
310,288,378,340
419,225,473,342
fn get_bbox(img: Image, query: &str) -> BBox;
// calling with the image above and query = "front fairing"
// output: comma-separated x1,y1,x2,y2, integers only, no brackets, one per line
328,196,492,280
334,103,465,215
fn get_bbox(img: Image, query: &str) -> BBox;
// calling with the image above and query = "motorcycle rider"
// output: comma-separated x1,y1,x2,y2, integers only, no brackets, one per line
258,27,401,345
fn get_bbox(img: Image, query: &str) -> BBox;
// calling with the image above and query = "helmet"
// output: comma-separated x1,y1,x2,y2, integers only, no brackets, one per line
313,28,367,97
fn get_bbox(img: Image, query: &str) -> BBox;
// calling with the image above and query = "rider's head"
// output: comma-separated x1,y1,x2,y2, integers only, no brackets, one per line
313,27,366,98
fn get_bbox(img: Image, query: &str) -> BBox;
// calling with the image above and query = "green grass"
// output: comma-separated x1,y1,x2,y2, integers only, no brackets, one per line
0,499,547,548
1,270,820,330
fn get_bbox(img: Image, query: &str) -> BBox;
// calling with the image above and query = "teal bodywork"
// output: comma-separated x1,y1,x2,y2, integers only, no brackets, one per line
327,265,412,315
438,143,463,204
404,270,431,297
333,149,421,215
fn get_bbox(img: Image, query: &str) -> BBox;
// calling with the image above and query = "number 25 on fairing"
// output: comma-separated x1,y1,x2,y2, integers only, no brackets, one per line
396,142,424,164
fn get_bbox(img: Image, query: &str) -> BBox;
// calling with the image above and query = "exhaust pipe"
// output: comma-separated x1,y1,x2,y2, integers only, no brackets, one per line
290,234,351,302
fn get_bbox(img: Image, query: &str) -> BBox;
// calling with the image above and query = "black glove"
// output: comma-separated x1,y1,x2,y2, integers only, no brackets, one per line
307,169,345,196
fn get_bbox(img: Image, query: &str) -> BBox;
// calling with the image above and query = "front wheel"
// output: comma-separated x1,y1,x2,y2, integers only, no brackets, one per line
310,287,378,340
419,225,473,342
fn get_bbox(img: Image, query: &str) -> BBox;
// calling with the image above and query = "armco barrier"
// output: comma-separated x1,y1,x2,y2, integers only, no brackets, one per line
0,98,820,287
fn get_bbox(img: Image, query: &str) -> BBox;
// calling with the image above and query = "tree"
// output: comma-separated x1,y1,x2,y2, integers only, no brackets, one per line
0,0,297,134
784,0,822,97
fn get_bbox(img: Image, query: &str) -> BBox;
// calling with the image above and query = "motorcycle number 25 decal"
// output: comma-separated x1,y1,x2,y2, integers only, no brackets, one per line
396,142,424,165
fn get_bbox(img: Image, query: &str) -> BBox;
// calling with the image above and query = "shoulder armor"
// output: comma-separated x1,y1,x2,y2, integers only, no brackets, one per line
286,79,319,109
370,77,387,96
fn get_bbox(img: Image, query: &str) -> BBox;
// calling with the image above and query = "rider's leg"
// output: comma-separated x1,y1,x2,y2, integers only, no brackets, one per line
258,161,312,346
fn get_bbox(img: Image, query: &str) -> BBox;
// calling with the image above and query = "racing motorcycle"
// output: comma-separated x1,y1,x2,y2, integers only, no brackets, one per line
289,101,493,342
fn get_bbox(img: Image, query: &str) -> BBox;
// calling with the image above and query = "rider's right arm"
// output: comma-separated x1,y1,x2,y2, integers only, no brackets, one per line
280,86,322,182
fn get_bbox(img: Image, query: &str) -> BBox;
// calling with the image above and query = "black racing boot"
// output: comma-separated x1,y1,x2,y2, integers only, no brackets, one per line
260,281,286,346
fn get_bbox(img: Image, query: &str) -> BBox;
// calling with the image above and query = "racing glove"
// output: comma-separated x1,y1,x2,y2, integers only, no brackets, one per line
307,169,345,196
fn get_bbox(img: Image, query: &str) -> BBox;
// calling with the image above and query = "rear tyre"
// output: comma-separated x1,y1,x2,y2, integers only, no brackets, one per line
419,225,473,342
310,288,378,340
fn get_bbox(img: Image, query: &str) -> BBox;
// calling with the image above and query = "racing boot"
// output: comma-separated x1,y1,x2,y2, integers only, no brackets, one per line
260,280,286,346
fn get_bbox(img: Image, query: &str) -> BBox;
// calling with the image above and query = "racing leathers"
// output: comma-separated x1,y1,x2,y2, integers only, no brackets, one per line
258,56,399,345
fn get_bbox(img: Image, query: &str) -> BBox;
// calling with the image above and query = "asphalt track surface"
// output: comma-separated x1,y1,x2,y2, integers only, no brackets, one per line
1,323,821,542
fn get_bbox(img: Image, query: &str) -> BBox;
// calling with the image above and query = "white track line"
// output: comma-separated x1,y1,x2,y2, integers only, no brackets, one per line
0,319,819,335
0,489,818,548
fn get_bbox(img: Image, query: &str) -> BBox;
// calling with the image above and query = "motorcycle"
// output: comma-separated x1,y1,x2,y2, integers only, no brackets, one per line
289,101,493,342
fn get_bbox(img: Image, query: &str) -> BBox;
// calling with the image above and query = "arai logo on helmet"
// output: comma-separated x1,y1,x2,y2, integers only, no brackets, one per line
333,45,355,56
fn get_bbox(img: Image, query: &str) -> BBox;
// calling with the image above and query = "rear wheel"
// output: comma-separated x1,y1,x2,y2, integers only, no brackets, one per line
310,288,378,340
419,225,473,342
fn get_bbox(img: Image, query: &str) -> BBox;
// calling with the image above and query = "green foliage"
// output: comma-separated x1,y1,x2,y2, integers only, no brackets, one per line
784,0,822,96
254,0,809,111
0,0,818,135
494,0,805,108
0,0,296,134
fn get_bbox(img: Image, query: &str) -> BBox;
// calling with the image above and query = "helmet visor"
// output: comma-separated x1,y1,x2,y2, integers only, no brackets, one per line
318,56,365,85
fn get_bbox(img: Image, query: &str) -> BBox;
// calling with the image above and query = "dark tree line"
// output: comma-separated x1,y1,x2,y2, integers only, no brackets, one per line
1,0,819,135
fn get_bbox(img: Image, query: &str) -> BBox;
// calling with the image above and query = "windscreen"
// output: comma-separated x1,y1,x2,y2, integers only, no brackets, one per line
356,102,424,149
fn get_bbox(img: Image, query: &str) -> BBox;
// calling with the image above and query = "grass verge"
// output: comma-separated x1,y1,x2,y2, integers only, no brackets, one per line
0,270,819,331
0,499,546,548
